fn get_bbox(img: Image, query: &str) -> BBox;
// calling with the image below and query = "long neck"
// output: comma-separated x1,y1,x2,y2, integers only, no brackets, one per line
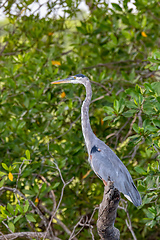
81,81,95,154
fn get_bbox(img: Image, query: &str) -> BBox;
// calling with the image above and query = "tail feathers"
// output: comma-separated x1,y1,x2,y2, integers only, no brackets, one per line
124,182,142,207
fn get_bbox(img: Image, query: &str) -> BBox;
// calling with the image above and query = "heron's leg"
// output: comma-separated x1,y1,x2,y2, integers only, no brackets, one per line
102,176,111,186
102,179,108,186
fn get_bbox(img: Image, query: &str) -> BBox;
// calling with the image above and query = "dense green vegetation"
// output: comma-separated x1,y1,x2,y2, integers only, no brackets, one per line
0,0,160,239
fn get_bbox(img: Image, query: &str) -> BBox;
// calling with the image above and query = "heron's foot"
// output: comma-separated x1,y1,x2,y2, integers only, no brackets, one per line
102,179,108,186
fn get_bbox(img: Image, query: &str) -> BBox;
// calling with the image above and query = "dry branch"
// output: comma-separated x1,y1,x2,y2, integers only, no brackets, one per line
97,181,120,240
0,232,60,240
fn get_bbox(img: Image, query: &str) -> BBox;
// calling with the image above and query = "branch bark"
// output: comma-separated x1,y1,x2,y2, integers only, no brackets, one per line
0,232,60,240
97,181,120,240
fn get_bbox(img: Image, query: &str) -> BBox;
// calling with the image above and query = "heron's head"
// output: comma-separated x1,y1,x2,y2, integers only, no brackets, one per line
51,74,89,85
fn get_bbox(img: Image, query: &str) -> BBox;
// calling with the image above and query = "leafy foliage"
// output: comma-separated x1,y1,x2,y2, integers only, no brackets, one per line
0,0,160,239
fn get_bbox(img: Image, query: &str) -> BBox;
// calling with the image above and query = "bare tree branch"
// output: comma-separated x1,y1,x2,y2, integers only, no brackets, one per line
43,146,74,240
83,59,147,70
69,216,88,240
0,232,60,240
97,181,120,240
39,200,78,240
43,176,74,240
118,202,138,240
0,187,54,238
0,232,7,240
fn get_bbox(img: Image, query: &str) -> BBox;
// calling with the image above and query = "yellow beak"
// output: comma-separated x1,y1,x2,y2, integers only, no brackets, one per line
51,79,71,84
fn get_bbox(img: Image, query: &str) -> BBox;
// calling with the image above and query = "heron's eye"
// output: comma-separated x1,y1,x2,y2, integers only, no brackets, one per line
74,76,76,79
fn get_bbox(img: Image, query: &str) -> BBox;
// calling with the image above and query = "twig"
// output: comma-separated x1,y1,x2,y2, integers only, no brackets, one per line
91,80,111,93
153,145,160,156
69,216,87,240
0,187,54,238
130,137,145,162
118,202,137,240
50,114,81,142
106,132,116,140
0,232,7,240
88,206,99,240
39,175,57,212
43,177,74,240
0,41,8,55
1,222,12,234
114,118,131,149
16,159,31,189
83,59,146,70
91,95,105,103
39,204,78,240
122,114,137,142
43,146,74,240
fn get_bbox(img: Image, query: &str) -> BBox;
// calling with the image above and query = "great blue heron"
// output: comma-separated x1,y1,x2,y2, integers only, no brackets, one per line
52,74,142,207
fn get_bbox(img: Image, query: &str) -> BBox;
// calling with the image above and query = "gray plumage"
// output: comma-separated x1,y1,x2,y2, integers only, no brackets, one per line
52,74,142,207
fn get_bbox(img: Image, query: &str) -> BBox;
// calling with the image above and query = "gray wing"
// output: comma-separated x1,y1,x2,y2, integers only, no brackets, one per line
90,142,142,207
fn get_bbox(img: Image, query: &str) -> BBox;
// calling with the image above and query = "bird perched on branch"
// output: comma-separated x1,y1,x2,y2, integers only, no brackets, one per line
52,74,142,207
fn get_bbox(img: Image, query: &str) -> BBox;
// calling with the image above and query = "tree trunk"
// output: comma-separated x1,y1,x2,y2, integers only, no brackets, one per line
97,181,120,240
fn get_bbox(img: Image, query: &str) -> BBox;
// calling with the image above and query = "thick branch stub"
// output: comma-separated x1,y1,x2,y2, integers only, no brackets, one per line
97,181,120,240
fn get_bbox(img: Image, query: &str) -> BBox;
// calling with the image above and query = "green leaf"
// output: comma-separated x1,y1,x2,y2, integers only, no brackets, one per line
86,23,93,33
148,207,157,215
129,69,136,81
24,200,29,213
148,58,160,64
122,30,131,40
145,125,157,132
2,163,9,171
18,121,26,129
152,120,160,129
135,166,147,175
143,102,155,115
137,184,146,192
16,204,23,214
144,83,154,93
40,182,47,193
25,150,30,160
113,100,120,112
112,3,122,11
103,106,114,114
123,0,129,9
0,177,6,187
110,33,117,44
7,203,14,215
153,50,160,59
8,222,15,232
142,15,147,28
0,171,6,177
14,214,22,224
143,119,150,128
122,109,137,117
152,82,160,95
103,115,115,121
33,183,39,194
52,182,60,189
26,214,36,222
146,220,157,228
133,123,139,133
125,101,138,109
128,14,140,28
135,84,143,94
